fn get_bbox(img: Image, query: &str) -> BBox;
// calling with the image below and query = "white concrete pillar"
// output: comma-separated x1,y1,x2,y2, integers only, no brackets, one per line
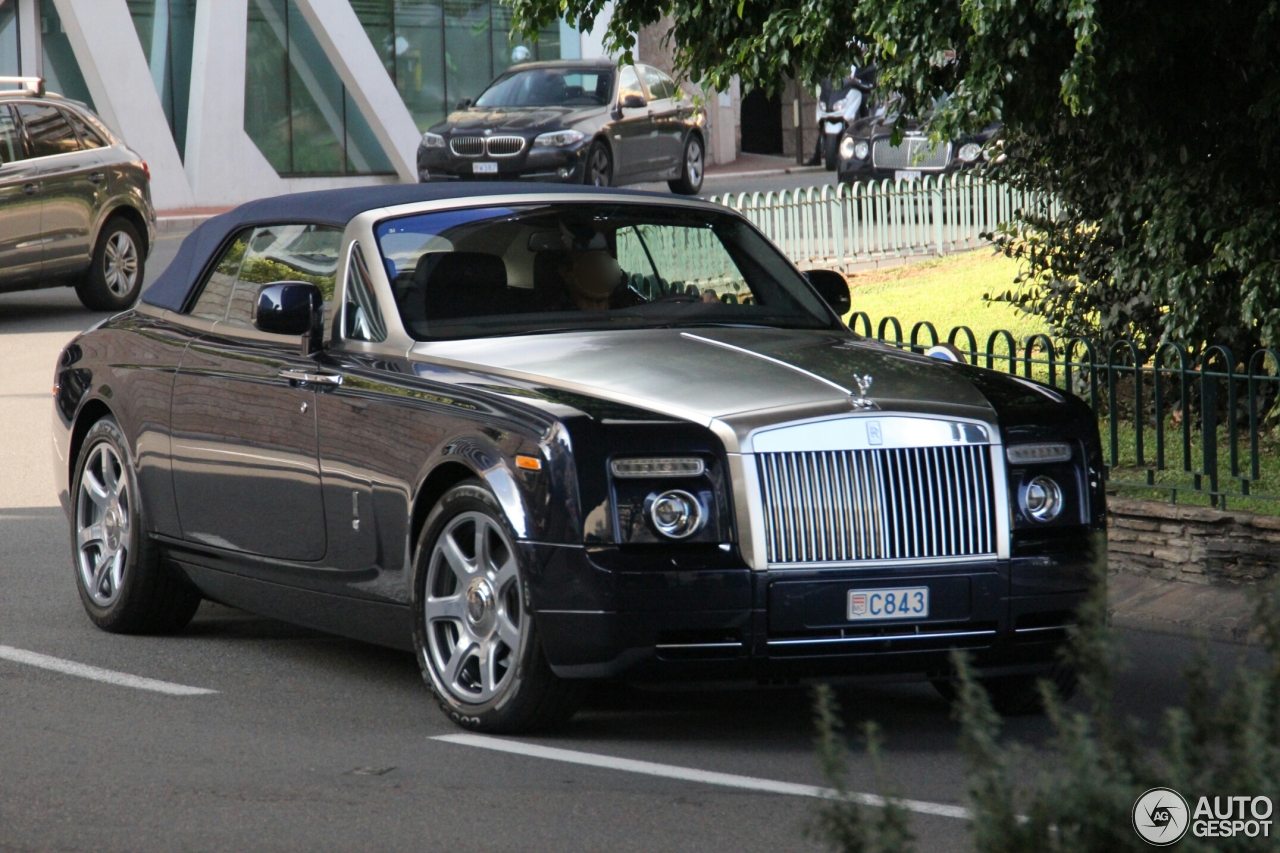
579,2,613,60
292,0,419,183
183,0,286,206
18,0,37,75
48,0,194,210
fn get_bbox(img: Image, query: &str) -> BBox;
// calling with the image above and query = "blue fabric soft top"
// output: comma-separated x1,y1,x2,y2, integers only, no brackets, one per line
141,182,673,312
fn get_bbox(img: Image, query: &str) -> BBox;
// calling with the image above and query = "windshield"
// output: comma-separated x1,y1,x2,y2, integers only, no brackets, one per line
375,203,836,342
474,68,614,108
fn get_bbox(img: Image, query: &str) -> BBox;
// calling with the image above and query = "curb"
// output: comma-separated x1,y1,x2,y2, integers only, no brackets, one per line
1108,572,1262,645
704,164,827,181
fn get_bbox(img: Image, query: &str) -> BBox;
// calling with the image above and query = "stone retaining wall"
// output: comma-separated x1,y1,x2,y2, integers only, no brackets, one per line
1107,497,1280,585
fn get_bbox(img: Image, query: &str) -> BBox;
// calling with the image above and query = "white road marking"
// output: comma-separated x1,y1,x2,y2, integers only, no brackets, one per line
0,645,218,696
432,733,971,820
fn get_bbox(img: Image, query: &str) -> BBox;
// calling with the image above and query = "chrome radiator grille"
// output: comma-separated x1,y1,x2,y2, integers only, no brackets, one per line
449,136,525,157
872,137,951,170
449,137,485,157
757,446,997,565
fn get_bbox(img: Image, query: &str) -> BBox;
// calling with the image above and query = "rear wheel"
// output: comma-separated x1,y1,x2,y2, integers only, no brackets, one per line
413,481,577,732
668,134,704,195
584,141,613,187
76,218,145,312
72,417,201,633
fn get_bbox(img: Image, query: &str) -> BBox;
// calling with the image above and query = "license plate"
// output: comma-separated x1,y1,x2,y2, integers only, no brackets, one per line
894,169,922,182
472,162,498,174
848,586,929,620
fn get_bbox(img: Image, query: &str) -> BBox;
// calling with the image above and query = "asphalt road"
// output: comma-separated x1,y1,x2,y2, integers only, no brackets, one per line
0,226,1254,853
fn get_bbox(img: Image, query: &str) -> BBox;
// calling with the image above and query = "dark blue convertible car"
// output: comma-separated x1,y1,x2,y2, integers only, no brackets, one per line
53,183,1105,731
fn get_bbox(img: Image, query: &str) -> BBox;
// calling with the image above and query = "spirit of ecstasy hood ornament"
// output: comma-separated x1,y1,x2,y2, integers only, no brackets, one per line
850,374,875,410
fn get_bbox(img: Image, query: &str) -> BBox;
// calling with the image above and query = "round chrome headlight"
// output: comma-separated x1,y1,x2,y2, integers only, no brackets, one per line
649,490,704,539
839,136,856,161
957,142,983,163
1022,476,1063,522
853,140,870,160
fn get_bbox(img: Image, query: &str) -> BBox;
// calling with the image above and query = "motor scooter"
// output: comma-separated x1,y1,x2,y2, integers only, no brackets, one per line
814,65,876,170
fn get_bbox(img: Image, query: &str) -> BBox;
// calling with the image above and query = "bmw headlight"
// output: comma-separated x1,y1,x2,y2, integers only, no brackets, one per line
647,490,704,539
533,129,586,148
853,140,870,160
957,142,983,163
421,132,445,149
1022,476,1064,522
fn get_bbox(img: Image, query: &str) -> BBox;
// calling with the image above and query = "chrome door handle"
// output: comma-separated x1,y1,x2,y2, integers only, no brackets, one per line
279,369,342,386
88,172,106,184
21,182,37,196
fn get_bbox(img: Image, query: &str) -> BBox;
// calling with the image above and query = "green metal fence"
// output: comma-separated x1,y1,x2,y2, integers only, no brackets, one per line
709,174,1056,272
853,313,1280,511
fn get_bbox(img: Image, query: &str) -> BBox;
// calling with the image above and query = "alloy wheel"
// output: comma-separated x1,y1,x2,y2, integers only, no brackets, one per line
103,231,139,297
589,148,611,186
686,138,703,187
424,511,524,704
76,443,130,606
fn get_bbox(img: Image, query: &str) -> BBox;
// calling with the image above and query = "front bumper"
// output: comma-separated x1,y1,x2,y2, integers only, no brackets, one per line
418,142,588,183
525,529,1103,682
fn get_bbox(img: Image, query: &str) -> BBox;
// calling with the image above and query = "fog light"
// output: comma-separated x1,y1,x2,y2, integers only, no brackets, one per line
1022,476,1063,522
557,167,571,179
853,140,870,160
648,490,704,539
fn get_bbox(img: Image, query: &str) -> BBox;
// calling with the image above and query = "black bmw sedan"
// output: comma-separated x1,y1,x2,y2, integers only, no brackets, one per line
53,183,1104,733
417,60,707,194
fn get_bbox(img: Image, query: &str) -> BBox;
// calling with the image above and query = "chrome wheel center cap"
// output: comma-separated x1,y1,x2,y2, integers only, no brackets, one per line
103,506,123,551
465,578,496,633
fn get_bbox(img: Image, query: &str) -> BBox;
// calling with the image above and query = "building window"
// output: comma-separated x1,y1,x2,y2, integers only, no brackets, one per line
245,0,395,177
351,0,565,132
127,0,196,159
0,0,19,76
39,0,94,108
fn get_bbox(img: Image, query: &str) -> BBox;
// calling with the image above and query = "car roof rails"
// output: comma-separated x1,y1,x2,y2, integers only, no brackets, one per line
0,77,45,97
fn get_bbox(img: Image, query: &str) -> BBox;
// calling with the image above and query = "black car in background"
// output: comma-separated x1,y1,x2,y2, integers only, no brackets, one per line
837,94,1000,184
0,77,155,310
417,60,707,194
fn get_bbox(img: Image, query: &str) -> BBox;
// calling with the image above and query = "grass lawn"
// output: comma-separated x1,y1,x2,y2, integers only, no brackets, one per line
842,249,1051,350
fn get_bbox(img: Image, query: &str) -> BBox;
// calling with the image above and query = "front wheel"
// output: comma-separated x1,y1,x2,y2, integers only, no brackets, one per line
668,134,704,195
583,141,613,187
76,219,145,312
413,481,577,732
823,134,840,171
71,417,201,633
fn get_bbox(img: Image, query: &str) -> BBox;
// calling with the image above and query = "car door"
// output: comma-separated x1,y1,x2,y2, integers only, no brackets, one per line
15,102,102,278
640,66,684,174
609,65,657,180
0,104,42,290
170,224,343,563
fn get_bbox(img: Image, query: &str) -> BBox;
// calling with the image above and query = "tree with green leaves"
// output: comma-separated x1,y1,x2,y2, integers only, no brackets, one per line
510,0,1280,355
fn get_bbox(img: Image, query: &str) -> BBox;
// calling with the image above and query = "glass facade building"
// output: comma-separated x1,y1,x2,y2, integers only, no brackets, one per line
0,0,18,76
40,0,94,108
244,0,395,176
126,0,196,159
351,0,567,131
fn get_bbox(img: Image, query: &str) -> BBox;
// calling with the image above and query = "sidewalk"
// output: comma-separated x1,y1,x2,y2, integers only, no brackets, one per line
156,206,232,234
1109,572,1265,645
704,152,826,181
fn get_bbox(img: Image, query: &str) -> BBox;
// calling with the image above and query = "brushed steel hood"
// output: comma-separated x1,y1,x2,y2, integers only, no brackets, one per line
409,327,997,450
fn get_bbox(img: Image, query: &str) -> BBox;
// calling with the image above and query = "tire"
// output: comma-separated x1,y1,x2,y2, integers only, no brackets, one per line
932,663,1077,716
71,417,201,633
668,134,704,195
583,141,613,188
75,218,145,312
823,134,840,171
412,480,577,733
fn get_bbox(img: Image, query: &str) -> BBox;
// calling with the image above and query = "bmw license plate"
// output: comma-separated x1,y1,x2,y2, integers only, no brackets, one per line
894,169,922,182
473,162,498,174
848,587,929,620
